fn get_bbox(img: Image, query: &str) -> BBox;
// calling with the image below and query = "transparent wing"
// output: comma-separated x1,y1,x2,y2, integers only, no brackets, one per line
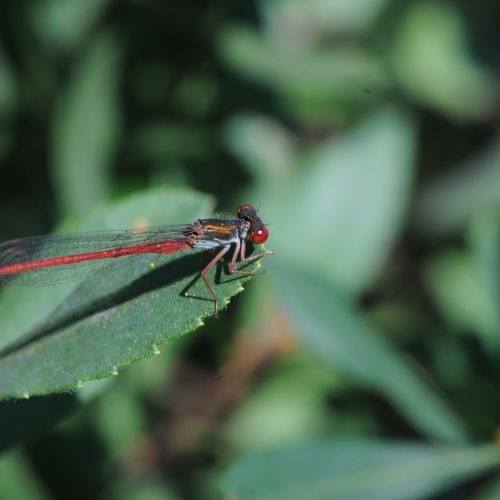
0,226,189,286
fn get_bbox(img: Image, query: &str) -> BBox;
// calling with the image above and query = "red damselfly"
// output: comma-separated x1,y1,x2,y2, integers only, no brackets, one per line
0,204,272,315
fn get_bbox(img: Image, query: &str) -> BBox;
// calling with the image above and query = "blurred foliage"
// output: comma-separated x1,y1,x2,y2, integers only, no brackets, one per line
2,0,500,499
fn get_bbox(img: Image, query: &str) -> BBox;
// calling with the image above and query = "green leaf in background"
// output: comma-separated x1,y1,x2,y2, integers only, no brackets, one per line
0,188,266,399
0,44,17,119
171,71,219,119
93,382,148,460
415,137,500,237
109,478,179,500
0,449,50,500
224,115,297,182
476,474,500,500
225,353,338,451
0,130,12,166
259,107,415,296
0,44,18,164
259,0,390,39
425,213,500,351
30,0,112,54
223,441,500,500
51,32,121,217
391,2,496,121
273,260,466,444
128,122,214,164
0,394,78,453
218,25,387,121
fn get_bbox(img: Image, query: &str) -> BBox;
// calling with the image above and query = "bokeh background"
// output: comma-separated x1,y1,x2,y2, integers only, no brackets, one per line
2,0,500,499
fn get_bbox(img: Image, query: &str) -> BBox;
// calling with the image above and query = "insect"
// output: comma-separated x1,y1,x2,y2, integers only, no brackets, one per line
0,204,272,314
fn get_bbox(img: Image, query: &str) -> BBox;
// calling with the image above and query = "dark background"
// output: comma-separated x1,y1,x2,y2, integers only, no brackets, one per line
2,0,500,499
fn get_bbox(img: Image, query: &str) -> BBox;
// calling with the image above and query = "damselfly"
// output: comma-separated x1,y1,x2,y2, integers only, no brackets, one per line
0,204,272,314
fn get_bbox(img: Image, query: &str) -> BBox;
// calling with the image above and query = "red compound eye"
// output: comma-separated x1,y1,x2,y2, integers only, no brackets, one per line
251,227,269,244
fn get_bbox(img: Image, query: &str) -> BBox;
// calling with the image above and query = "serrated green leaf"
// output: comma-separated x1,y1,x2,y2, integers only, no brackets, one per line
272,260,466,444
223,441,500,500
0,188,267,399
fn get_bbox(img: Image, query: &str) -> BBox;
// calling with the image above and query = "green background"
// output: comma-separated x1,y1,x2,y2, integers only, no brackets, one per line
2,0,500,499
